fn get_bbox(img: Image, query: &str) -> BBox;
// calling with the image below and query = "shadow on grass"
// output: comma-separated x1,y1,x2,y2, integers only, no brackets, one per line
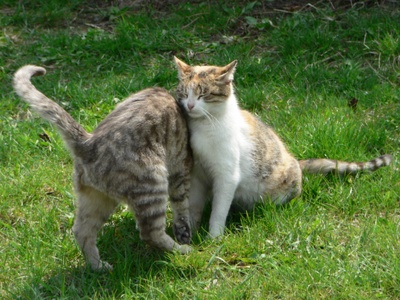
16,197,304,298
192,198,294,243
15,215,197,299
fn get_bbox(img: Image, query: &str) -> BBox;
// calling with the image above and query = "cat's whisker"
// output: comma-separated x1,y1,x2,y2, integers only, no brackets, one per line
200,108,220,128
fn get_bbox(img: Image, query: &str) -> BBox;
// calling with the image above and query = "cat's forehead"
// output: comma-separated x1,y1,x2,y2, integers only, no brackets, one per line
177,63,231,96
185,65,220,81
178,67,218,92
192,65,218,75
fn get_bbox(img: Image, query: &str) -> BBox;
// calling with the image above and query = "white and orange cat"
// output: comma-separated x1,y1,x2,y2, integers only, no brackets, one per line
174,57,392,238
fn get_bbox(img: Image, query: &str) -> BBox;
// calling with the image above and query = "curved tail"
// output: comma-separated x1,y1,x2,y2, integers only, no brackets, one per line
13,65,90,156
299,154,392,175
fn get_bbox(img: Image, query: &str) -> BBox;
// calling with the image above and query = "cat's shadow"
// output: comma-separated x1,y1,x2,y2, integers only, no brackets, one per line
192,200,284,243
17,214,195,298
18,202,282,298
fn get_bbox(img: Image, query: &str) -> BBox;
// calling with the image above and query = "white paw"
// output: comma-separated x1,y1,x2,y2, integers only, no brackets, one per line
91,260,113,272
208,227,224,239
177,244,192,254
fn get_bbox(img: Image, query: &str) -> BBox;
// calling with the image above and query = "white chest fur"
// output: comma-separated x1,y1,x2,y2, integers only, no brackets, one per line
188,95,261,202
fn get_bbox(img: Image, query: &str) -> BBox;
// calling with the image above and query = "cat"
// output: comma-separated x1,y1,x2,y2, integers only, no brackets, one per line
13,65,193,271
173,57,392,238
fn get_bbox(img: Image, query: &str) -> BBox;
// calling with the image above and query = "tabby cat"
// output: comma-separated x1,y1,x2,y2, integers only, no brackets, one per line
13,65,192,270
174,57,392,238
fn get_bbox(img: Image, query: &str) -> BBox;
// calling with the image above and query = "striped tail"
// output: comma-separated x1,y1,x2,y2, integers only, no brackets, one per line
13,65,90,157
299,154,392,175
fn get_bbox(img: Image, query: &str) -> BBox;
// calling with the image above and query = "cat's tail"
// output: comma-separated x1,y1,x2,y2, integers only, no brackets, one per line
299,154,392,175
13,65,91,156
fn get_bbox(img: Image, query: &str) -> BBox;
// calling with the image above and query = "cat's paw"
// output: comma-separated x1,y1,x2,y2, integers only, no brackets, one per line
207,232,223,240
208,226,225,239
177,244,192,254
91,260,113,272
173,217,191,245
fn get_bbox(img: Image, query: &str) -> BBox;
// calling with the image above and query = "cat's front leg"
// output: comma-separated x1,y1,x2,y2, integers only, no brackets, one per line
188,172,209,232
208,177,239,238
169,172,192,245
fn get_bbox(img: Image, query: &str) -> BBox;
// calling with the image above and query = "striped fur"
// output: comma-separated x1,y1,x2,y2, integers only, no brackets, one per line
174,57,392,238
299,155,392,175
13,65,193,270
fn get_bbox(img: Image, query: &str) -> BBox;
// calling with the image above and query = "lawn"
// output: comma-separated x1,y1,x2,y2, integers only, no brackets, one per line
0,0,399,299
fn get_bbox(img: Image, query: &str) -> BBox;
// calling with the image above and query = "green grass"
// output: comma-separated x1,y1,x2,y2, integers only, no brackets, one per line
1,0,399,298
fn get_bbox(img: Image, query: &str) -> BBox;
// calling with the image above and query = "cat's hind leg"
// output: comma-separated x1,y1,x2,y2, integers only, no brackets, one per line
269,159,302,205
73,186,118,271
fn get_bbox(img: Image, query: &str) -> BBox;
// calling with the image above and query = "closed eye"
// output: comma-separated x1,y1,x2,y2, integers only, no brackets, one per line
210,92,226,97
177,92,188,100
204,96,224,103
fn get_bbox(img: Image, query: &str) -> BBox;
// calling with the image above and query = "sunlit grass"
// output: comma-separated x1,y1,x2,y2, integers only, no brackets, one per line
0,1,399,299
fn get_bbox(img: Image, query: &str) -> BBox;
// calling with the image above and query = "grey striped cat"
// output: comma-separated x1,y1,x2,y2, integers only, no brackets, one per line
13,65,192,270
174,57,392,238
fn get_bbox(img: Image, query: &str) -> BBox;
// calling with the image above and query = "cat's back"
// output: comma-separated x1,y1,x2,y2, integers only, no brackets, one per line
83,87,189,162
241,110,285,150
115,87,178,113
98,87,182,127
75,86,192,193
93,87,186,139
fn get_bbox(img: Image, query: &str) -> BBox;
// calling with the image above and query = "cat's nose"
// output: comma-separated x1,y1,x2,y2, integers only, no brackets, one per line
187,102,194,111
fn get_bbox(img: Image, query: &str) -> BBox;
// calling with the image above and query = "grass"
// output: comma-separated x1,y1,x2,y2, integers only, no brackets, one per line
1,0,399,298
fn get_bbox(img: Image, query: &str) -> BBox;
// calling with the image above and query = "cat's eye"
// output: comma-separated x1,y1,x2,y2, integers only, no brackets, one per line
178,92,188,99
210,92,225,97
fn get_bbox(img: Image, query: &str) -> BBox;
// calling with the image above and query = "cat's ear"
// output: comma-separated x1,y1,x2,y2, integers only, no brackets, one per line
174,56,191,78
217,60,238,85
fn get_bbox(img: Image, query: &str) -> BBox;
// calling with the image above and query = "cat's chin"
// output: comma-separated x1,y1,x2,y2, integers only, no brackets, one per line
187,111,205,119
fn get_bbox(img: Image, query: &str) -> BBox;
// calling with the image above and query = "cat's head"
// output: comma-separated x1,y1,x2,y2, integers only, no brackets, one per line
174,57,237,118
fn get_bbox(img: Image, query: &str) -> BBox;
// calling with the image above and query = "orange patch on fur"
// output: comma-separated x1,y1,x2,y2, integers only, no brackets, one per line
240,110,257,135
